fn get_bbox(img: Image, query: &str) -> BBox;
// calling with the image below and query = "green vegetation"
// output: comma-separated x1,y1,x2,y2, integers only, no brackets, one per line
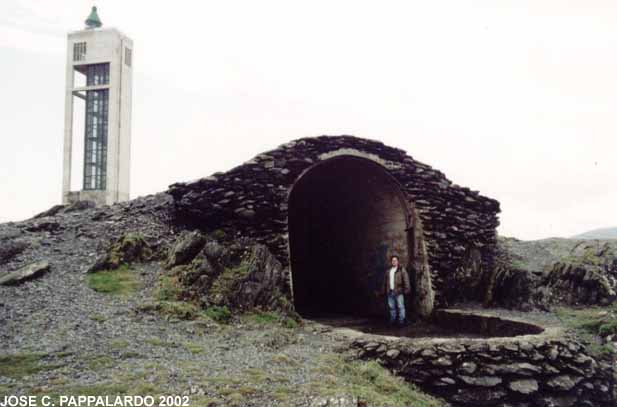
260,328,302,350
144,337,177,348
309,355,443,407
89,314,107,323
85,355,115,370
211,229,227,240
109,339,129,349
240,310,301,329
563,246,604,266
154,274,182,301
282,316,300,329
208,264,250,302
182,341,204,354
555,306,617,357
197,354,442,406
204,305,232,323
106,233,152,268
6,338,440,407
0,352,63,378
158,300,202,320
86,264,139,295
242,311,280,325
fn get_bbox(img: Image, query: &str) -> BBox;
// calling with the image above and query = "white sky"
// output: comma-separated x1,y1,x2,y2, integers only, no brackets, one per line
1,0,616,240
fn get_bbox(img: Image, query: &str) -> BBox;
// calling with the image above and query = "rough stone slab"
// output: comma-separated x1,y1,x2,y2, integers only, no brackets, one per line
509,379,539,394
458,375,502,387
0,261,50,285
546,375,582,391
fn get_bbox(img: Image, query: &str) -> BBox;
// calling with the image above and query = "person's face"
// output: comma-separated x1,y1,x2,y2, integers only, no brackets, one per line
391,257,399,267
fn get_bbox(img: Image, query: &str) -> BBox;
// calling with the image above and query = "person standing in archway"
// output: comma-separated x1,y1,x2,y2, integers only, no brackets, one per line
383,255,411,326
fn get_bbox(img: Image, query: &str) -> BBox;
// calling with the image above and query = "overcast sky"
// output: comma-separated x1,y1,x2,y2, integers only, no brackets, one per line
1,0,616,240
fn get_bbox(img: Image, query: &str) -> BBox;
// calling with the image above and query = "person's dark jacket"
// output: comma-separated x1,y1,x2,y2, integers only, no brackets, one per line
382,265,411,296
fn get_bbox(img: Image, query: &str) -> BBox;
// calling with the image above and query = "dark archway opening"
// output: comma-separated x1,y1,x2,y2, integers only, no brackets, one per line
288,156,411,318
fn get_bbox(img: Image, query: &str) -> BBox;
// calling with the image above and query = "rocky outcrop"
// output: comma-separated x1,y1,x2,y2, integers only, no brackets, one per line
165,230,207,269
87,233,153,273
32,200,96,219
0,239,29,265
541,261,616,305
488,238,617,309
167,135,500,307
0,261,50,285
235,244,290,311
165,231,292,313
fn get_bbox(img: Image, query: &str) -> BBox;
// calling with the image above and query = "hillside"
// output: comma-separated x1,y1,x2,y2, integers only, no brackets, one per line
1,196,616,406
499,236,617,273
572,227,617,240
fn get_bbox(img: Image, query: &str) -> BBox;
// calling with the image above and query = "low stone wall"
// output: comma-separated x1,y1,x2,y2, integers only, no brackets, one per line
350,314,615,406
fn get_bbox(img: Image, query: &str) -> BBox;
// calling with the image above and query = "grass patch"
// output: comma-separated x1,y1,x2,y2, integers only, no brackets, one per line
182,341,204,354
0,352,63,378
242,311,280,325
240,310,300,329
271,354,301,367
86,264,139,295
260,328,302,350
282,317,300,329
208,264,250,302
204,305,231,323
145,338,177,348
110,339,129,349
85,355,115,370
155,274,182,301
555,306,617,357
310,355,443,407
136,300,204,321
120,351,141,359
90,314,107,323
196,354,441,406
158,301,201,320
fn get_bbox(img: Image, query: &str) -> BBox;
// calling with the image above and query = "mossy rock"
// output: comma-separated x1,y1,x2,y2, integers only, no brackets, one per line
165,230,207,269
88,233,152,273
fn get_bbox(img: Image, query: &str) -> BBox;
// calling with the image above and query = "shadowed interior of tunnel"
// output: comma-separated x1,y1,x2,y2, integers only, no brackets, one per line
288,156,412,318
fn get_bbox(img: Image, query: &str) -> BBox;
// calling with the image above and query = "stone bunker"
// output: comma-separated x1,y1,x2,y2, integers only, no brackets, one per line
168,135,501,319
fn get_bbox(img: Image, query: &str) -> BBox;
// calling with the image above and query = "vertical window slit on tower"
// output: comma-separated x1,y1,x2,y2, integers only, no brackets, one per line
83,88,108,190
81,62,110,190
124,47,132,67
73,42,87,61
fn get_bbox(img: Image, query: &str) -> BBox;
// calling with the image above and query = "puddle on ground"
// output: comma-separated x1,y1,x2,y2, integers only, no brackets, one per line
309,310,545,339
309,316,486,339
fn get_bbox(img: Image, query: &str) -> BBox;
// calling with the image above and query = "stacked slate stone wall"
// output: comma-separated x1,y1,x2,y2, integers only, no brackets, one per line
352,330,615,406
167,135,500,307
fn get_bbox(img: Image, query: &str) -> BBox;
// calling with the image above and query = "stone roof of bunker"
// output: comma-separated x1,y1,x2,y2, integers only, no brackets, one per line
168,135,500,211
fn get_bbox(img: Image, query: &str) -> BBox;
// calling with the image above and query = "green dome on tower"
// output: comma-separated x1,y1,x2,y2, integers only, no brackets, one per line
85,6,102,29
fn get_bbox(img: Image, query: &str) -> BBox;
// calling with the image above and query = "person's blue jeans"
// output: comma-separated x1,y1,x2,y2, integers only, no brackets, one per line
387,292,406,323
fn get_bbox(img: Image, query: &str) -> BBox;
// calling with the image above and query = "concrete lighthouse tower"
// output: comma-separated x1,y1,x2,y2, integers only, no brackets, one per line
62,6,133,206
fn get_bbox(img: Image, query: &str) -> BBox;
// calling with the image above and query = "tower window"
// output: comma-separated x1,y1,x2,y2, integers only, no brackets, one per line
124,47,132,67
86,63,110,86
83,89,109,190
73,42,87,61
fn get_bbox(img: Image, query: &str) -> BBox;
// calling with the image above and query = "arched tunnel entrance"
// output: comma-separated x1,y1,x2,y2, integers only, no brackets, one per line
288,155,413,318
